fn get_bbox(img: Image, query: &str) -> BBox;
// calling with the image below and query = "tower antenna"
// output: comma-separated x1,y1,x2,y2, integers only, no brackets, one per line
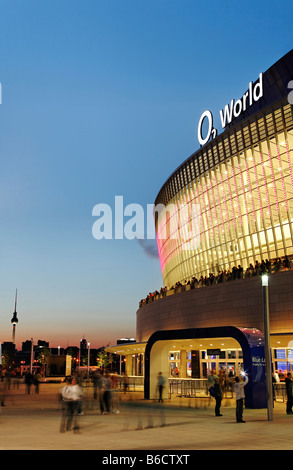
11,289,19,345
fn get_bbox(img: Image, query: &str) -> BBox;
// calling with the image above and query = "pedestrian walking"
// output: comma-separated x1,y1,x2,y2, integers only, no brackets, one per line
285,372,293,414
33,371,42,394
214,378,223,416
157,372,165,403
103,373,112,414
234,373,249,422
0,378,6,407
97,371,106,414
92,370,99,400
60,377,84,433
24,371,33,395
123,373,129,394
110,374,120,414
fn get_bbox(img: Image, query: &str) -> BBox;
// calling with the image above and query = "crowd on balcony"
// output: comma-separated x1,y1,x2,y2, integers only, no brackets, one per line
139,255,292,308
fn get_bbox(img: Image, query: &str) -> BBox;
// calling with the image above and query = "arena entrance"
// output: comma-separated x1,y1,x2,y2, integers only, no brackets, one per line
144,326,267,409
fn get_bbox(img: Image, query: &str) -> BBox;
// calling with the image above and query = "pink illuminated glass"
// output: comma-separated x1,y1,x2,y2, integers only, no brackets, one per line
156,238,164,271
214,173,228,231
238,164,249,224
259,151,271,217
220,172,235,228
251,155,263,220
267,149,279,214
276,144,288,211
285,141,293,190
231,165,242,224
244,160,256,222
193,184,207,248
190,185,203,245
207,179,220,234
179,193,187,245
182,191,194,245
198,180,214,238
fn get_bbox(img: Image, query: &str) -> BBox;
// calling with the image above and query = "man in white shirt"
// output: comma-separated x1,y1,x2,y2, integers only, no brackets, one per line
234,373,249,423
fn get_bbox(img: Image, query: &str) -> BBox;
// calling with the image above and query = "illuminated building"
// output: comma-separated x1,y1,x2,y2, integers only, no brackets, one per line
107,50,293,407
155,50,293,287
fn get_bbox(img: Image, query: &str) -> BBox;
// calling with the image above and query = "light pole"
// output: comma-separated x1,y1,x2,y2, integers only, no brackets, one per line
87,342,90,379
262,274,273,421
30,338,34,375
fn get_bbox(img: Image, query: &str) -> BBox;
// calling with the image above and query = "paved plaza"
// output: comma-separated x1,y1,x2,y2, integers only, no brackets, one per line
0,381,292,452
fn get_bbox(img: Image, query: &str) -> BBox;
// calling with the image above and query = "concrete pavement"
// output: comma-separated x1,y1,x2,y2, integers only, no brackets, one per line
0,381,292,451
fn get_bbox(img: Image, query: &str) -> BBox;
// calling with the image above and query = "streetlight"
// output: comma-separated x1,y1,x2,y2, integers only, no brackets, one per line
30,338,34,375
262,274,273,421
87,342,90,380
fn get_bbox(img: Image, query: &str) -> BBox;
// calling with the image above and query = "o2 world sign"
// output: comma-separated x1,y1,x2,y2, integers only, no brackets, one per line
197,72,263,146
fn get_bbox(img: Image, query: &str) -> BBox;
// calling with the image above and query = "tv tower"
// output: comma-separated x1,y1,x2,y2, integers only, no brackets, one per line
11,289,19,345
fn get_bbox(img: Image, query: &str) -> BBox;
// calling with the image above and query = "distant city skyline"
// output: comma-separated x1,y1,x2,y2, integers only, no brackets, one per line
0,0,292,349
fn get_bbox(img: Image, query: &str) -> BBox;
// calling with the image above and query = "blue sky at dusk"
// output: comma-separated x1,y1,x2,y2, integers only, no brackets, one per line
0,0,292,348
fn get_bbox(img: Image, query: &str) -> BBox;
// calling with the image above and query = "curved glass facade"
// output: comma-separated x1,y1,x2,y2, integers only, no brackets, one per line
155,99,293,287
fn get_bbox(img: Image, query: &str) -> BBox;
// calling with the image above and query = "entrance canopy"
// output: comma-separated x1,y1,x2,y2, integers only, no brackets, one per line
144,326,267,409
105,342,146,356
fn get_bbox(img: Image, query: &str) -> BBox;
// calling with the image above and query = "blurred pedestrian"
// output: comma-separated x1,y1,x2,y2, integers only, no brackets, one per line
214,378,223,416
24,371,33,395
97,371,106,414
60,377,84,433
110,374,120,414
92,370,99,400
103,373,112,414
285,372,293,414
33,371,42,394
123,373,129,394
0,378,6,407
157,372,165,403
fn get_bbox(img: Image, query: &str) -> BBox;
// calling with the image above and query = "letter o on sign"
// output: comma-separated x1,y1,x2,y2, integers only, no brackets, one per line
197,110,213,146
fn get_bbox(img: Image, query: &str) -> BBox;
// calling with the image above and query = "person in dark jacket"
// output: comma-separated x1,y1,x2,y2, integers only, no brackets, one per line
214,378,223,416
285,373,293,414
